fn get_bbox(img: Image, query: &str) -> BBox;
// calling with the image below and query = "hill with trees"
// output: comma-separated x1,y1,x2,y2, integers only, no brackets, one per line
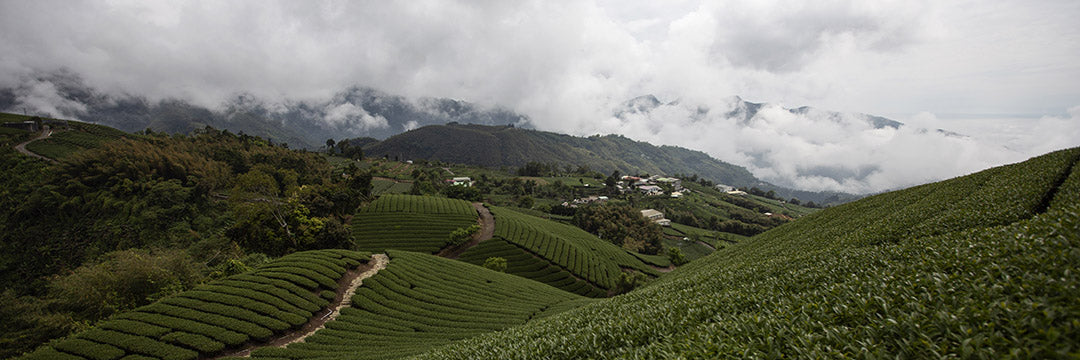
363,123,854,205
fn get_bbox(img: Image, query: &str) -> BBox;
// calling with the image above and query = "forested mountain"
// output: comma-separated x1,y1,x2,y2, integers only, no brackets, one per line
364,123,854,204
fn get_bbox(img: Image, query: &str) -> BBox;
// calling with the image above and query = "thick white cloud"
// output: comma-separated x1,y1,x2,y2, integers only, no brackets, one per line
1,0,1077,193
324,102,388,131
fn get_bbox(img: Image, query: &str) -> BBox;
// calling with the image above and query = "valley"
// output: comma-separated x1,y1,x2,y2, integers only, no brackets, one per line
0,113,1077,359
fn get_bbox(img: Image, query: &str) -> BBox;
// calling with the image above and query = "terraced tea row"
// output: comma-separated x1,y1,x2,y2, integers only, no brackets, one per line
459,238,606,297
357,194,476,215
246,250,589,360
410,147,1080,359
21,250,370,360
351,213,478,253
351,195,479,254
466,207,656,291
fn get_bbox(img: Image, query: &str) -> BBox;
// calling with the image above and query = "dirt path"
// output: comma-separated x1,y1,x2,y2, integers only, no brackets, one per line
697,240,716,251
437,203,495,259
13,125,55,162
213,254,389,358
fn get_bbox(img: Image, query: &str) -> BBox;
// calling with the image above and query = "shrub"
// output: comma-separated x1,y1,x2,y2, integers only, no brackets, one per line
482,257,507,272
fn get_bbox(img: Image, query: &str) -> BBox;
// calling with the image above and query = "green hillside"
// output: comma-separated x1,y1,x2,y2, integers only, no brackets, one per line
460,207,658,297
363,123,854,203
351,195,479,254
25,121,131,160
20,250,370,360
246,250,589,360
412,148,1080,358
365,124,756,185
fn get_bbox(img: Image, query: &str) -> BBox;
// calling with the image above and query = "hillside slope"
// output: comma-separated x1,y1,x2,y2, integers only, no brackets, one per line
365,123,759,186
411,147,1080,358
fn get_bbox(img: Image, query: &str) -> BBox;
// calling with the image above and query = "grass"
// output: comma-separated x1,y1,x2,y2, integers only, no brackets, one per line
410,147,1080,359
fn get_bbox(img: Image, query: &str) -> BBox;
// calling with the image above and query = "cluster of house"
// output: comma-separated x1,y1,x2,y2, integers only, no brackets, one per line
444,177,474,186
715,184,748,196
617,175,686,198
1,118,68,132
560,195,609,208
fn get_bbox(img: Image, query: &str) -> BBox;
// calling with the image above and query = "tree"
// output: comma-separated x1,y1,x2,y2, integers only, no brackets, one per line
668,247,689,266
325,138,336,154
572,203,664,254
615,271,648,294
483,257,507,272
448,225,480,247
518,196,535,209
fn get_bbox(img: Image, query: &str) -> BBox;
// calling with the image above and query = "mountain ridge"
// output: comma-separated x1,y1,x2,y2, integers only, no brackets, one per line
364,123,855,204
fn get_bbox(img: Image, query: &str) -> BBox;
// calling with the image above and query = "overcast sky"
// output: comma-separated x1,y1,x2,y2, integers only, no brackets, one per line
1,0,1078,193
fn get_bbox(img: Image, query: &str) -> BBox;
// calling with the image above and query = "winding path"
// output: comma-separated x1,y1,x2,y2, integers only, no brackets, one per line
13,125,56,162
437,202,495,259
214,253,389,358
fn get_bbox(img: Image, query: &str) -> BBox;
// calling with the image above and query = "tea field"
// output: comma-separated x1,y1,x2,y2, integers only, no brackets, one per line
459,207,658,296
411,148,1080,358
20,250,370,360
351,195,479,253
244,250,590,360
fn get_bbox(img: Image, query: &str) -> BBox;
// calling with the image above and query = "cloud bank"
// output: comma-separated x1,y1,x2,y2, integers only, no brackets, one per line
1,0,1078,194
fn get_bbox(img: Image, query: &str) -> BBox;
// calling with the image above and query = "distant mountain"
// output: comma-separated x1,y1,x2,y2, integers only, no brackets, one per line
0,71,526,148
364,123,854,204
617,94,905,130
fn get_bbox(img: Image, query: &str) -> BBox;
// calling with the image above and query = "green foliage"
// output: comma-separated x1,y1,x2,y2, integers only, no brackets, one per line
482,257,507,272
614,271,649,295
448,225,481,247
666,247,688,266
571,203,664,254
47,248,207,321
1,126,357,296
409,147,1080,359
249,250,588,360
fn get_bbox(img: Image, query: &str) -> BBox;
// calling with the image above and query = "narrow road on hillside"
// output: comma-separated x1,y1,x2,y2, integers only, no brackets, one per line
437,203,495,259
213,254,389,358
13,125,55,162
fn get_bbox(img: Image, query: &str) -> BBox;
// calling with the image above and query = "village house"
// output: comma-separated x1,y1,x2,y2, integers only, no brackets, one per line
640,209,671,226
638,185,663,196
450,177,473,186
656,177,683,190
1,121,39,132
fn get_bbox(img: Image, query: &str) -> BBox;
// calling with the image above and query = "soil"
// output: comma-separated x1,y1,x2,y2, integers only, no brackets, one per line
436,203,495,259
210,253,389,359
